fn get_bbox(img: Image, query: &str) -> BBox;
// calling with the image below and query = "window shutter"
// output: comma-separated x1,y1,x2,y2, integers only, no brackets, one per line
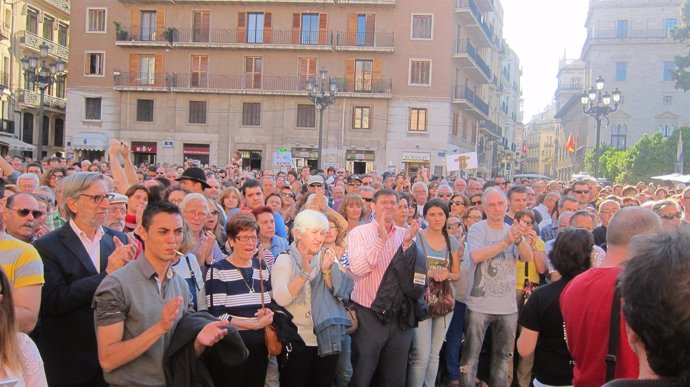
129,54,138,84
346,58,355,92
373,59,382,92
84,53,90,75
154,54,163,86
131,9,140,40
156,10,165,39
347,14,357,45
264,12,272,43
238,12,246,42
318,13,328,45
292,13,301,44
365,14,375,46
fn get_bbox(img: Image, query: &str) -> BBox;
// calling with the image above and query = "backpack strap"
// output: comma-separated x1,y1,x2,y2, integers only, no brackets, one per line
606,286,622,382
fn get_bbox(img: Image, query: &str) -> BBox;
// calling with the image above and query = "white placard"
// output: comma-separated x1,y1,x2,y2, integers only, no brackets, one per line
446,152,478,171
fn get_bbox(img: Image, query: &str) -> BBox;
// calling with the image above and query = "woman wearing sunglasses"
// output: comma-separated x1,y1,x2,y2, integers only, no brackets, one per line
449,194,470,218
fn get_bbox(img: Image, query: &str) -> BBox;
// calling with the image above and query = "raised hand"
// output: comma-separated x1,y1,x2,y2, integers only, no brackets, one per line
106,236,136,273
159,296,183,333
404,219,421,244
195,320,230,347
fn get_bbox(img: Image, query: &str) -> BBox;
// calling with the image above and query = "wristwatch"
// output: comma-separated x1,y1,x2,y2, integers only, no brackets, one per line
514,236,525,246
298,269,310,280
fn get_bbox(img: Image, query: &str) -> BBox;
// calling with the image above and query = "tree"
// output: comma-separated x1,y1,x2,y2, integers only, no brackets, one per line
671,0,690,91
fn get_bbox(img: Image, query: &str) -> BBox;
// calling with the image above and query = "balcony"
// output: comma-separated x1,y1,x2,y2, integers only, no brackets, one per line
17,31,69,61
455,0,495,48
116,27,334,50
474,0,494,12
334,31,394,52
480,119,501,138
0,119,15,135
113,72,392,98
41,0,70,15
452,84,489,119
18,89,67,110
118,0,395,4
582,28,673,55
453,40,491,84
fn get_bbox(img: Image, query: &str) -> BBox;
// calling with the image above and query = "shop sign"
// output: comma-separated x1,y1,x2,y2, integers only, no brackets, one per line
132,142,157,154
401,152,431,162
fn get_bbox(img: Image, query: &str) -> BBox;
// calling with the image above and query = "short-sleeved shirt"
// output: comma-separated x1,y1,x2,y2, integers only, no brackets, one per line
171,252,207,311
465,220,519,315
93,256,192,387
519,279,573,386
0,233,44,288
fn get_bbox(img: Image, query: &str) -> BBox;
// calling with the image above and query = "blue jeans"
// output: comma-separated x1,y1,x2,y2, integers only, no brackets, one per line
407,311,454,387
459,309,517,387
445,301,467,381
333,334,352,387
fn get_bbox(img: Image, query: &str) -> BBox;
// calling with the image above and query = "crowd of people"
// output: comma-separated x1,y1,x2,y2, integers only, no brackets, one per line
0,138,689,387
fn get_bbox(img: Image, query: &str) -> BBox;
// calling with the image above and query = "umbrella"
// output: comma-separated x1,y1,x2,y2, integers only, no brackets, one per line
651,173,690,183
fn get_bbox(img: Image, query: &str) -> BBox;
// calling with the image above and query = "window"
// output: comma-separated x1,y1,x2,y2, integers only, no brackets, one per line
452,111,459,136
191,55,208,88
84,97,102,120
409,108,427,132
136,99,154,122
26,8,38,34
409,60,431,85
242,102,261,126
139,55,155,85
84,52,104,76
615,62,627,81
247,13,264,43
301,14,320,44
87,8,106,33
411,15,432,40
665,18,677,34
54,118,64,147
663,96,673,105
354,59,373,92
616,20,629,38
58,23,68,46
610,124,627,149
353,106,371,129
140,11,157,41
192,11,210,42
664,61,675,81
43,15,54,41
659,124,676,137
296,104,315,128
245,57,262,89
298,57,317,90
356,14,367,45
56,76,65,98
189,101,207,124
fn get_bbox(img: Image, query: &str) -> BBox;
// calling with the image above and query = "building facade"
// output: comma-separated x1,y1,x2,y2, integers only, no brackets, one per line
0,0,69,158
524,104,557,177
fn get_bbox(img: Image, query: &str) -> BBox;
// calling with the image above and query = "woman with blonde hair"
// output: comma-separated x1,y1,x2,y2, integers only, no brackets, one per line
220,186,243,216
337,194,367,231
0,269,48,387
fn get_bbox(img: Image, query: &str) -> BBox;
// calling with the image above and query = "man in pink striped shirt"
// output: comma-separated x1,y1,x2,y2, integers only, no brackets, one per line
348,188,420,387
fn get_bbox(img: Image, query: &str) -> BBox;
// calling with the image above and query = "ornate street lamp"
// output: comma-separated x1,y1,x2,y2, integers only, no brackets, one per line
580,75,621,178
307,67,337,170
21,43,66,157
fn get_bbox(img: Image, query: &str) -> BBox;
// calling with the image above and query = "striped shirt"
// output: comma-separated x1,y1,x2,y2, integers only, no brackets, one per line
0,233,44,288
205,257,271,321
347,219,406,308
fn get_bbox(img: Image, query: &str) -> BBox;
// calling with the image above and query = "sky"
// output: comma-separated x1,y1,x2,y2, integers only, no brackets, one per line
502,0,590,121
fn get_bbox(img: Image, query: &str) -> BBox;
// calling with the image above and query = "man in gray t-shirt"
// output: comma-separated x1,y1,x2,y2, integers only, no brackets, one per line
459,188,533,387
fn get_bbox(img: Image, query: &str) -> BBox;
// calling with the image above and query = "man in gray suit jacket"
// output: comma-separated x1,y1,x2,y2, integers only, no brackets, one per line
33,172,136,387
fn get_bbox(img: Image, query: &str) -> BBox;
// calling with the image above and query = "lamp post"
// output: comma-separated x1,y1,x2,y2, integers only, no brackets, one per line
20,43,65,158
307,67,337,170
580,75,621,179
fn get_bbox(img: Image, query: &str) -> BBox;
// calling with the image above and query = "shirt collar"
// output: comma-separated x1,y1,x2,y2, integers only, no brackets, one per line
69,219,104,242
137,254,174,281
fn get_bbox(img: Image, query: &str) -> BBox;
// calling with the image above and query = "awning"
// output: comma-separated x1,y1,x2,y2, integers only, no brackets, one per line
0,135,36,151
69,132,108,151
183,144,210,155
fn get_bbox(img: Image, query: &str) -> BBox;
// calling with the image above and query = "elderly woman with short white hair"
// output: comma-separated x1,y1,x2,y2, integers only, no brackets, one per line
271,209,354,387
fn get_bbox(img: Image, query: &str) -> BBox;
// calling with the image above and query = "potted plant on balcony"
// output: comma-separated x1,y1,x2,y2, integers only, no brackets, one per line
163,27,178,44
113,21,128,40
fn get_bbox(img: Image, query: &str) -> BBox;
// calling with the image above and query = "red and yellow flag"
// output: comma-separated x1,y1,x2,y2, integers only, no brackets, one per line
566,134,576,153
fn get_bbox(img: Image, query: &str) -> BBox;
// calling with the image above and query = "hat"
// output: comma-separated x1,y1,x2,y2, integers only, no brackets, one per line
677,183,686,191
108,193,128,205
175,167,211,189
308,175,325,186
346,175,362,184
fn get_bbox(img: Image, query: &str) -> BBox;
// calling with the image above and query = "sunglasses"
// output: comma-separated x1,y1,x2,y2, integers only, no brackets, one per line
447,223,461,229
573,190,590,195
451,201,465,206
471,201,482,205
661,212,681,220
7,207,44,218
363,197,373,203
309,183,323,188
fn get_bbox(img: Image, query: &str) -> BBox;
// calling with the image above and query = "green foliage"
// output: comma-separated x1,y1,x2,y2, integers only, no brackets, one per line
585,127,690,184
671,0,690,91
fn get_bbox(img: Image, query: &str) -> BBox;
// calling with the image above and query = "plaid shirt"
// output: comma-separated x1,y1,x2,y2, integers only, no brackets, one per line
45,210,66,231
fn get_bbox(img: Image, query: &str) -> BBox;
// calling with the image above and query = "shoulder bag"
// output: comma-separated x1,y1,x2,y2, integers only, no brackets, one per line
420,234,455,317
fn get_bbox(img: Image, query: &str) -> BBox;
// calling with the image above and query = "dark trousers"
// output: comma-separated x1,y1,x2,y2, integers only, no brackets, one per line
49,369,107,387
279,345,338,387
214,343,268,387
349,304,414,387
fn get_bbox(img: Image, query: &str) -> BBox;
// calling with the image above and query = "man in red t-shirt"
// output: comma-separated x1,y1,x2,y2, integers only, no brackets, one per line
560,207,660,387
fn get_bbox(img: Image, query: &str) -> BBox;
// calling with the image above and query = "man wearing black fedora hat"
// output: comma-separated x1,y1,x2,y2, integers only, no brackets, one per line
176,167,211,193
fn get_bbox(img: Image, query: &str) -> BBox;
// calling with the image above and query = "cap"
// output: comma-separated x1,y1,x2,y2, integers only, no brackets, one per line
108,193,128,204
308,175,325,186
175,167,211,189
346,175,362,184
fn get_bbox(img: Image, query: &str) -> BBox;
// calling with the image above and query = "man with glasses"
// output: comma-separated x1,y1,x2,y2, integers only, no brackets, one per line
3,193,43,243
307,175,326,195
34,172,137,387
435,184,454,204
593,199,621,248
346,175,363,195
571,180,591,209
466,180,483,197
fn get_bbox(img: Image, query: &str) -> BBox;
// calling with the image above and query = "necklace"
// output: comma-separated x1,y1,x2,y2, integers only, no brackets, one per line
230,257,255,293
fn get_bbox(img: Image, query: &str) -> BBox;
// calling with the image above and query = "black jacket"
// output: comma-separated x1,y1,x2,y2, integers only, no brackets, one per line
370,242,428,329
164,311,249,387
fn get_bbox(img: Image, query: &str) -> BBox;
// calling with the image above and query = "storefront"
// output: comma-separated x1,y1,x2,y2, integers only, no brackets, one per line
131,141,157,165
238,149,262,170
183,143,210,165
345,150,375,174
401,151,431,175
69,132,108,161
0,134,36,157
291,147,318,171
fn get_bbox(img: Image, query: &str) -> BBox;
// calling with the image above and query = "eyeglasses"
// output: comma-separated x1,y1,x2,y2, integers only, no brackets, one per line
309,183,323,188
471,201,482,205
348,182,362,187
447,223,461,229
519,220,534,226
280,192,296,199
7,207,44,218
209,210,219,216
573,190,590,195
451,201,465,206
183,210,209,218
362,197,373,203
361,182,371,186
80,193,114,204
466,215,482,220
50,174,64,180
661,212,681,220
438,193,452,198
234,235,259,242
